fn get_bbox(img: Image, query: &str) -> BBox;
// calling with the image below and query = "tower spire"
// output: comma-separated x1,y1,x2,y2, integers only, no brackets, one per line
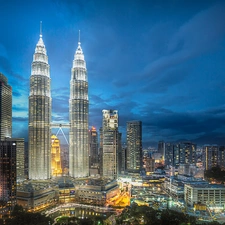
40,21,42,37
78,30,81,47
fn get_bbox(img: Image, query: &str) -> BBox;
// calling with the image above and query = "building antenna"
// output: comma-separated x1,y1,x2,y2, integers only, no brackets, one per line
40,21,42,37
78,30,81,45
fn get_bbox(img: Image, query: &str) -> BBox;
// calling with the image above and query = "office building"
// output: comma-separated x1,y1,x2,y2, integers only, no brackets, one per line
28,29,52,179
101,110,119,179
185,183,225,208
126,121,142,172
10,138,25,182
69,36,89,177
89,126,98,167
0,73,12,141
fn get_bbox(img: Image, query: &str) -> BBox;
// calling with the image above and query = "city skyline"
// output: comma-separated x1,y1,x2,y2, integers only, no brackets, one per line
1,0,225,147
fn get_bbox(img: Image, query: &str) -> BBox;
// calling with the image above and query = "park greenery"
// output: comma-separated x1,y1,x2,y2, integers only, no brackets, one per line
204,166,225,183
1,203,225,225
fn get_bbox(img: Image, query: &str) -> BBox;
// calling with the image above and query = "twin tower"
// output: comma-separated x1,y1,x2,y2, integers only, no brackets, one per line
28,31,89,180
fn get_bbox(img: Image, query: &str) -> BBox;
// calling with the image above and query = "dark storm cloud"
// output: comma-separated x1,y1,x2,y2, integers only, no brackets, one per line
138,105,225,146
0,55,28,86
140,67,190,94
90,94,106,105
143,2,225,81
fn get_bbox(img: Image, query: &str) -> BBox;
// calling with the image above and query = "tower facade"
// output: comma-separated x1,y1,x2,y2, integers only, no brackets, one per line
0,73,12,140
69,39,89,177
28,32,51,179
101,110,119,179
126,121,142,172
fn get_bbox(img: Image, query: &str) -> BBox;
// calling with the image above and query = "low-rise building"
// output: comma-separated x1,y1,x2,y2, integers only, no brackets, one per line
184,183,225,209
17,182,57,211
76,179,119,206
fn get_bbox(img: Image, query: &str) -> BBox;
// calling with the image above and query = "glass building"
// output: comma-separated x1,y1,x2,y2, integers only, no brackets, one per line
28,31,51,179
0,73,12,141
69,38,89,177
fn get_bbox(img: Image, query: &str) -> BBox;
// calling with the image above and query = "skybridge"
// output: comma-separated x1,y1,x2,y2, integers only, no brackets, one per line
51,123,70,145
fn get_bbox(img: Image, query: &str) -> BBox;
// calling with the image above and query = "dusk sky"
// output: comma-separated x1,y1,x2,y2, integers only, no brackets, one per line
1,0,225,147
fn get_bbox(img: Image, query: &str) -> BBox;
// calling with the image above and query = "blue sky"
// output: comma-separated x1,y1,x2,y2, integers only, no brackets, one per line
1,0,225,147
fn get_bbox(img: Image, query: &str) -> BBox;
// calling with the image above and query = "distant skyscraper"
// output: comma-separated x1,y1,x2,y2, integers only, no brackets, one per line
126,121,142,172
165,142,196,168
69,36,89,177
158,141,165,160
219,146,225,170
101,110,119,179
0,73,12,140
0,140,17,211
10,138,25,182
51,135,62,176
89,126,98,167
179,142,196,165
165,142,173,167
28,29,51,179
203,144,219,170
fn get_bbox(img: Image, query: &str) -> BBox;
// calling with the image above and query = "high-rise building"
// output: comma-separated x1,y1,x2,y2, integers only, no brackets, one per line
179,142,196,165
117,132,122,174
28,29,52,179
165,142,197,168
0,73,12,141
69,37,89,177
158,141,165,160
219,146,225,170
165,142,173,167
0,140,17,211
203,144,219,170
51,135,62,177
10,138,25,182
89,126,98,167
126,121,142,173
101,110,119,179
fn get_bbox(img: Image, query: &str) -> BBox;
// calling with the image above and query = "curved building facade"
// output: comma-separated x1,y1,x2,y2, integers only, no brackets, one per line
69,40,89,177
0,73,12,140
28,32,52,179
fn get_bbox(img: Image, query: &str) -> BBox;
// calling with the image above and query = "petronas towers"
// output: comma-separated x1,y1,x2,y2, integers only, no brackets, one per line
28,29,89,180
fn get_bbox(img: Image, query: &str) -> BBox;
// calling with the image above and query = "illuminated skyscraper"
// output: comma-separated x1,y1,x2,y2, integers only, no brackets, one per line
0,73,12,140
51,135,62,176
101,110,119,179
69,36,89,177
28,28,51,180
126,121,142,172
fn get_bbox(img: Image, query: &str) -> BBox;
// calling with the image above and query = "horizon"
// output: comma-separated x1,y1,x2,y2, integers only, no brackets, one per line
1,0,225,148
